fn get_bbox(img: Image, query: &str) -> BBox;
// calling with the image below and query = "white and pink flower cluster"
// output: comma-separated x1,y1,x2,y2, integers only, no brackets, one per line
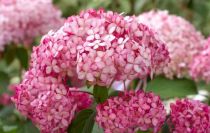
169,99,210,133
12,68,92,133
0,0,63,51
96,90,166,133
30,9,169,86
12,9,170,133
190,38,210,83
138,10,204,78
96,93,210,133
11,8,210,133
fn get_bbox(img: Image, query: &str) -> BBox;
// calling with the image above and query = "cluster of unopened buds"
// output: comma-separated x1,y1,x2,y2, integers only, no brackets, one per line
11,9,210,133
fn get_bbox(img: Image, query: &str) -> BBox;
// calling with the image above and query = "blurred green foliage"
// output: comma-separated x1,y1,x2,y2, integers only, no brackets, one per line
54,0,210,37
147,76,197,100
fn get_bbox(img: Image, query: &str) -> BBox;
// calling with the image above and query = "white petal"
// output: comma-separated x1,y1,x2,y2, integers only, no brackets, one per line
87,29,94,35
53,65,60,73
46,66,52,74
108,23,116,34
93,45,99,49
118,38,124,44
86,35,94,41
87,42,95,47
99,42,106,46
109,35,115,41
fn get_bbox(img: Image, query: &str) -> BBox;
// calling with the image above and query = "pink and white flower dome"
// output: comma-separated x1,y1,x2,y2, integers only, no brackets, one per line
0,0,64,51
138,10,204,78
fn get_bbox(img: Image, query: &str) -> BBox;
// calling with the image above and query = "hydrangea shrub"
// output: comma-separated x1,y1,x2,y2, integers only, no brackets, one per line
9,9,210,133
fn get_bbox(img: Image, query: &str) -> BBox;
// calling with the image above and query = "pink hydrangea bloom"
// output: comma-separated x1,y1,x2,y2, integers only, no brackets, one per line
0,0,63,51
96,90,166,133
138,10,204,78
30,9,169,86
190,38,210,83
169,99,210,133
12,68,92,133
12,9,169,132
114,16,169,81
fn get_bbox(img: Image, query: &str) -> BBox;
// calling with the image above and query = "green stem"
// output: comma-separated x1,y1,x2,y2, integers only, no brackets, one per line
142,78,147,91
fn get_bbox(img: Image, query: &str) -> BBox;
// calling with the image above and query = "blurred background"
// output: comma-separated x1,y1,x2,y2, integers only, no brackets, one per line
54,0,210,36
0,0,210,132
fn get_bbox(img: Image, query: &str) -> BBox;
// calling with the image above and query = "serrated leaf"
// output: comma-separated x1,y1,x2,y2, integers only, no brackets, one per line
16,47,29,69
68,109,95,133
93,85,108,103
146,76,197,99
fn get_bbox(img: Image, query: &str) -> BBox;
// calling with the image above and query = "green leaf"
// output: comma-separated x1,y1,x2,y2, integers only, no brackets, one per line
53,0,60,4
0,105,18,127
0,71,10,91
134,0,148,13
92,123,103,133
3,45,16,65
161,122,170,133
0,106,14,119
109,90,120,98
118,0,131,13
16,47,29,69
146,76,197,99
2,125,17,133
93,85,108,103
197,81,210,92
17,121,39,133
68,109,95,133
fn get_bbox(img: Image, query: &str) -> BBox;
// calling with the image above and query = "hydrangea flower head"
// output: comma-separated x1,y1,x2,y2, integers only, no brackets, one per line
31,9,169,86
169,99,210,133
12,9,169,132
0,0,63,51
12,69,92,133
96,90,166,133
190,38,210,83
138,10,204,78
